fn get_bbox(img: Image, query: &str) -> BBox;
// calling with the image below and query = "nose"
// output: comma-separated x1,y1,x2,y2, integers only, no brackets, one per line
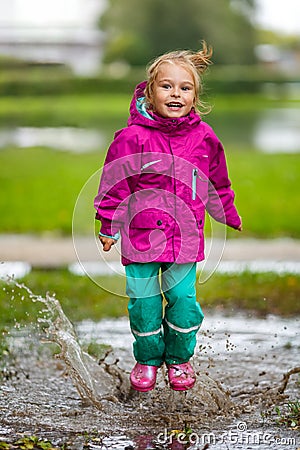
171,87,180,97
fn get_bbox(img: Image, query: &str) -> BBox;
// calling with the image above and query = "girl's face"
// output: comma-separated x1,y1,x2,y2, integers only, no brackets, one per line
151,62,195,118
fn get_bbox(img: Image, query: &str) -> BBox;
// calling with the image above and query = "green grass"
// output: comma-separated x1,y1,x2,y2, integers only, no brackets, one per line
226,151,300,238
0,269,299,328
275,400,300,429
0,94,131,127
0,147,299,237
210,93,300,111
0,147,101,234
198,271,300,316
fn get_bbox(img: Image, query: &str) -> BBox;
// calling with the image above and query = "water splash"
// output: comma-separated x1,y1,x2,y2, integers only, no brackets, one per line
4,277,122,409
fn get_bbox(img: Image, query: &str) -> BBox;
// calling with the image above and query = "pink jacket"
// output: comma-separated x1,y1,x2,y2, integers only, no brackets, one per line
94,82,241,265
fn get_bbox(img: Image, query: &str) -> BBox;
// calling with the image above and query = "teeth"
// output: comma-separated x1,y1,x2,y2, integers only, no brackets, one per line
168,103,182,107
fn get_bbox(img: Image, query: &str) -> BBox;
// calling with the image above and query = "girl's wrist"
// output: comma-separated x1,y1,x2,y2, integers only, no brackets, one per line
98,231,120,241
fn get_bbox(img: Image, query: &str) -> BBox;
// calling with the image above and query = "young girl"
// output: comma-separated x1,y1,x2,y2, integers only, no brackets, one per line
94,42,242,392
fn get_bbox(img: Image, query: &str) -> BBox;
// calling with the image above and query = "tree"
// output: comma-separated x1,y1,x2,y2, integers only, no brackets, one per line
99,0,257,66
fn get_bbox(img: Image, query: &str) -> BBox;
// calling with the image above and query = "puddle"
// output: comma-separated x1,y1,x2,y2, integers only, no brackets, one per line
76,313,300,357
69,259,300,278
0,261,31,279
0,280,299,449
202,259,300,275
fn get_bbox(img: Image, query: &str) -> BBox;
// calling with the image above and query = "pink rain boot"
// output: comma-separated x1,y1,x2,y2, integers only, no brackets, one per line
130,363,158,392
167,362,196,391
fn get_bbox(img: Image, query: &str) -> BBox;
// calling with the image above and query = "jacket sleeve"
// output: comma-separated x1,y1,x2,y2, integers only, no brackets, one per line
206,134,241,230
94,128,141,236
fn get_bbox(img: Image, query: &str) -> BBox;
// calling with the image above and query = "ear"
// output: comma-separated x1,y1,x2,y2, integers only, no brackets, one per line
146,94,154,111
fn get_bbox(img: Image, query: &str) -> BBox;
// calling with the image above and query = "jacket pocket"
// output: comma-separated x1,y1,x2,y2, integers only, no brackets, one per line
129,211,167,229
127,211,168,256
192,168,208,201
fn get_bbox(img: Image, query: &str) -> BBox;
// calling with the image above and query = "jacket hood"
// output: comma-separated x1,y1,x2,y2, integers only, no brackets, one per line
128,81,201,133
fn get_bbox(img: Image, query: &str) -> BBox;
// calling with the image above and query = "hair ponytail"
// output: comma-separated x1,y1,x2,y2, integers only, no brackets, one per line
190,41,213,74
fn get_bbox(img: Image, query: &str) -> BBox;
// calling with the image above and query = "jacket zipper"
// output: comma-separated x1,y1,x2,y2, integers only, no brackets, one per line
192,168,198,200
192,168,208,200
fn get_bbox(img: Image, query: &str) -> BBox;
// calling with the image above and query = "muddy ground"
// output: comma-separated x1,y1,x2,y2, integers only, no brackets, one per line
0,312,299,450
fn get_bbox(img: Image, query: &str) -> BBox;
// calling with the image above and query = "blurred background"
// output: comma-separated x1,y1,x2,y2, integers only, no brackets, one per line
0,0,299,322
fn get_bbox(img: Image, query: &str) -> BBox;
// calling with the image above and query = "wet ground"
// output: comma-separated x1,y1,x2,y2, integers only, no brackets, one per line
0,307,299,450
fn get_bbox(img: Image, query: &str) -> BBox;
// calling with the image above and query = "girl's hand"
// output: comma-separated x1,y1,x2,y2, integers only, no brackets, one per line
237,217,243,232
99,235,116,252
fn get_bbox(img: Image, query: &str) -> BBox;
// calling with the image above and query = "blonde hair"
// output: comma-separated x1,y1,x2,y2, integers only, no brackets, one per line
144,41,213,114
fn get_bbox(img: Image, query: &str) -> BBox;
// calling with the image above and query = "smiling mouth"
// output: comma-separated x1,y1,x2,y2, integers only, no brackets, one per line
166,102,183,108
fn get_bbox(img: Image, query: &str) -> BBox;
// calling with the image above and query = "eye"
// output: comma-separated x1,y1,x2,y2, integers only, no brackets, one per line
182,86,192,91
162,84,171,89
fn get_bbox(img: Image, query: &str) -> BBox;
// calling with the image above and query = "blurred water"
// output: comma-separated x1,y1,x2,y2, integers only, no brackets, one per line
0,127,104,153
209,107,300,153
0,108,299,153
68,259,300,278
253,108,300,153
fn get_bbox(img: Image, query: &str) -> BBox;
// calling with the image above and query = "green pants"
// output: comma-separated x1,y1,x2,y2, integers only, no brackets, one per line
125,262,204,366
